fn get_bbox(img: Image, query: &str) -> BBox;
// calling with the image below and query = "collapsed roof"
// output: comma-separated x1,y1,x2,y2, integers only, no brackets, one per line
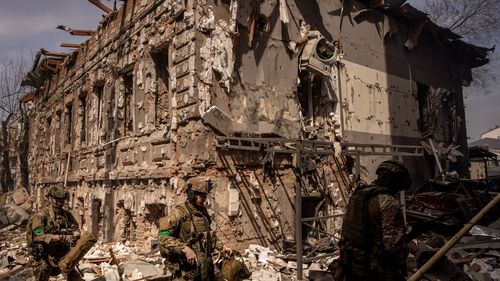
348,0,494,84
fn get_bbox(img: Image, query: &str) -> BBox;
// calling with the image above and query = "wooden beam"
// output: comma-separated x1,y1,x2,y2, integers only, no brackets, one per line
60,43,82,48
40,49,68,57
69,29,96,36
88,0,112,14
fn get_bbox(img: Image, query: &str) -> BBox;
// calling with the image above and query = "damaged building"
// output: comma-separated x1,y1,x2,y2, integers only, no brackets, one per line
21,0,491,271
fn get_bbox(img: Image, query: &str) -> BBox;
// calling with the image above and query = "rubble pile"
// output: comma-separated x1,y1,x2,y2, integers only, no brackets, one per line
238,241,337,281
0,226,32,281
1,179,498,280
0,225,340,281
407,219,500,281
79,242,165,281
0,223,498,281
451,226,500,280
0,187,31,230
404,177,500,281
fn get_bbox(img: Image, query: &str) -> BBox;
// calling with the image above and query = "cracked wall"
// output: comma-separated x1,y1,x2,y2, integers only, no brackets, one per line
27,0,471,250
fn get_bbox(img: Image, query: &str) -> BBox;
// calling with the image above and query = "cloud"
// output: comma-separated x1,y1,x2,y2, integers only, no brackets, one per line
0,0,105,58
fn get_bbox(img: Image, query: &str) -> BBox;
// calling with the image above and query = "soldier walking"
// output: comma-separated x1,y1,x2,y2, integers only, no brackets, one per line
337,160,412,281
158,176,229,281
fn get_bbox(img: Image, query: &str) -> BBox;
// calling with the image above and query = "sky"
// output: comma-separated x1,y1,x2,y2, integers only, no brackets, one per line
0,0,498,141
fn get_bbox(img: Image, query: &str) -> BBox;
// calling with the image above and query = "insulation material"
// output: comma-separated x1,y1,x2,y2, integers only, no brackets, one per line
339,60,420,141
279,0,289,24
199,20,235,92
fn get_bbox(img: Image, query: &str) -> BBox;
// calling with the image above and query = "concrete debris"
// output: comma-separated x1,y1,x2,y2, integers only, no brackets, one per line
0,187,32,229
0,226,339,281
406,230,496,281
469,225,500,239
0,225,168,281
402,177,500,281
239,243,337,280
5,1,496,281
278,0,289,24
201,106,235,136
250,269,282,281
121,260,163,279
0,186,496,281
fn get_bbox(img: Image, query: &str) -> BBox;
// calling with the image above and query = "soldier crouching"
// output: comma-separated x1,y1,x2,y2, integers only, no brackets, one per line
27,186,97,281
158,177,230,281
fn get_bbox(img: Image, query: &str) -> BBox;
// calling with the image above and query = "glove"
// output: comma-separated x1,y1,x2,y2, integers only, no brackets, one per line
60,234,78,244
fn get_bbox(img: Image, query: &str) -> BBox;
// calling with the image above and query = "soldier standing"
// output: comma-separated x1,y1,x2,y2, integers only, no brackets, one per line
159,177,228,281
27,186,97,281
337,160,412,281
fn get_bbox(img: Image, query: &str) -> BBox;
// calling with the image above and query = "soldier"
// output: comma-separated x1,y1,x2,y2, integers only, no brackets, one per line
337,160,411,281
158,176,229,281
27,186,97,281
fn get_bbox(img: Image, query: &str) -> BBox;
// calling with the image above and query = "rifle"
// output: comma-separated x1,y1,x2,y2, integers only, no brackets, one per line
187,232,204,248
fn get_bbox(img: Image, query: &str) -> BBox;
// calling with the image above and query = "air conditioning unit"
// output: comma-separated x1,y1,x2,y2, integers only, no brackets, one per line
299,31,337,76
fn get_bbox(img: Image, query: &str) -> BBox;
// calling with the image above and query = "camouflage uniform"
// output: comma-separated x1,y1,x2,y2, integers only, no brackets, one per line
158,177,220,281
338,160,411,281
29,206,83,281
159,201,217,280
27,186,97,281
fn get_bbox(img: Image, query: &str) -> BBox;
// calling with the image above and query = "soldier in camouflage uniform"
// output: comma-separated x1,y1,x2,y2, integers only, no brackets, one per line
158,177,228,281
27,186,97,281
337,160,411,281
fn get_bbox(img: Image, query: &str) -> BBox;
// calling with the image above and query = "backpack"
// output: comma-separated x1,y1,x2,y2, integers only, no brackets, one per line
341,184,391,249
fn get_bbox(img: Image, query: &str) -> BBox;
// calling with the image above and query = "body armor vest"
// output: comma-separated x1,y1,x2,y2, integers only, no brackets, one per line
341,184,391,249
177,203,212,253
26,208,73,246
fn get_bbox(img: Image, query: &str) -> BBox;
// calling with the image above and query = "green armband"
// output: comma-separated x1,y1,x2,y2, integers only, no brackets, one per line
33,228,44,235
159,230,173,236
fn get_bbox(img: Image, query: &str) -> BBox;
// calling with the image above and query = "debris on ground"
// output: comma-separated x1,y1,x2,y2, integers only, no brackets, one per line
406,177,500,281
1,177,499,280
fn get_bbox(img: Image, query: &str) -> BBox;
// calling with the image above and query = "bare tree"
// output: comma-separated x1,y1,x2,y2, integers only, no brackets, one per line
0,53,30,193
418,0,499,94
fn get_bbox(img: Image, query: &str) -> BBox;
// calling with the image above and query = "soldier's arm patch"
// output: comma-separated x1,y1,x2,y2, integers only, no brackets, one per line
33,228,44,234
159,230,173,236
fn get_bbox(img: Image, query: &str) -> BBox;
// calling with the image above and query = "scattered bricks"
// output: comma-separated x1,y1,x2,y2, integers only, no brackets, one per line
11,188,29,206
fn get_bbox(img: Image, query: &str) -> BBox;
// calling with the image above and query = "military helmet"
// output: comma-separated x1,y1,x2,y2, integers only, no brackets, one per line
376,160,411,190
186,177,213,194
47,185,69,199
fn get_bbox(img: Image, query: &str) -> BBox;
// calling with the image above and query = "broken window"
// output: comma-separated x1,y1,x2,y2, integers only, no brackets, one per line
94,84,104,130
417,84,460,142
297,33,338,140
297,72,337,139
91,198,102,235
152,48,170,124
123,72,134,135
55,110,62,154
78,93,87,144
65,103,73,145
144,203,166,224
45,116,52,153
